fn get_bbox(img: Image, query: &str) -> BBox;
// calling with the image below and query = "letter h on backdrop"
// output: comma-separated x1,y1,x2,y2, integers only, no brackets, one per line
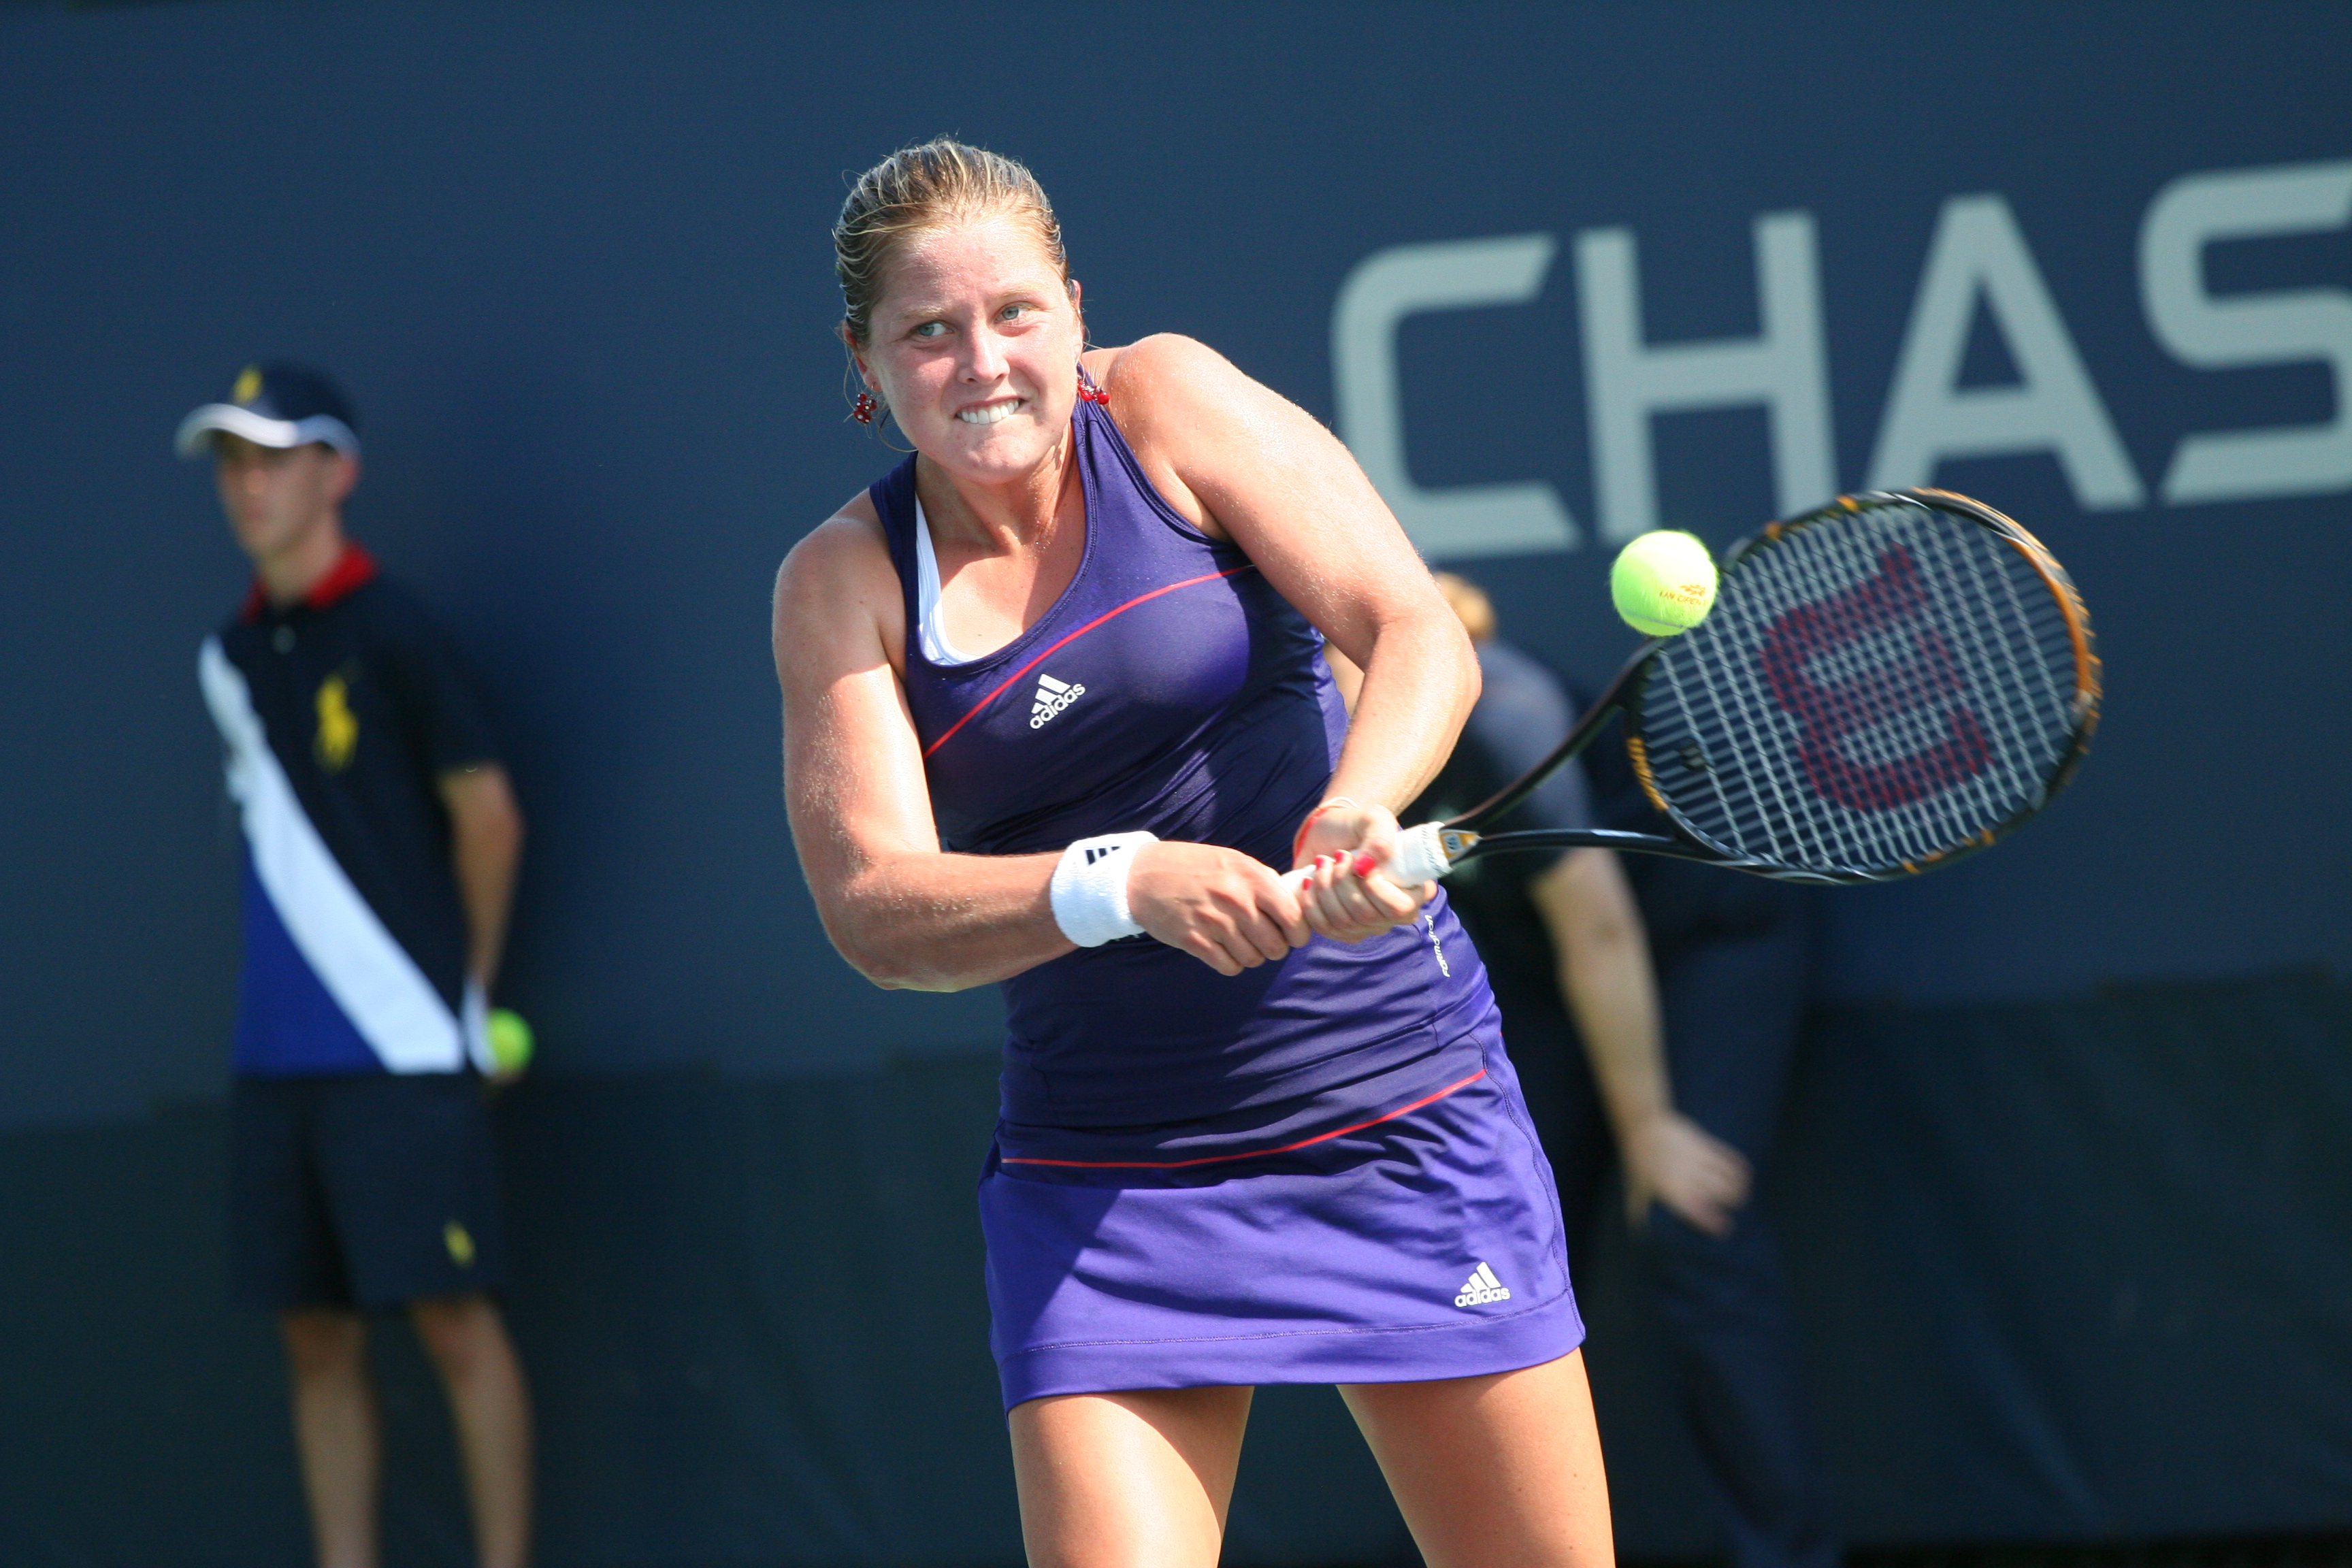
1577,213,1834,544
1332,216,1837,558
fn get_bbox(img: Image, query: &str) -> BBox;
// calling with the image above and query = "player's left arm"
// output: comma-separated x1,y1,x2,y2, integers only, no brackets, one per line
1102,336,1477,933
440,763,524,990
390,597,525,994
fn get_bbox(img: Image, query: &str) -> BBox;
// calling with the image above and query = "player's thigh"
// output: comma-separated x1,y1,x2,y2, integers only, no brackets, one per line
1341,1350,1613,1568
230,1077,352,1310
1009,1386,1254,1568
315,1072,508,1309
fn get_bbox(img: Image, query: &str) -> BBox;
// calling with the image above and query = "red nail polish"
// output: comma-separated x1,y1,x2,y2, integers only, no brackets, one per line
1352,853,1378,877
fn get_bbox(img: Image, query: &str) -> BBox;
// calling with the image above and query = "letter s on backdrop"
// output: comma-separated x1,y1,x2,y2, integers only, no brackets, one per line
2141,158,2352,504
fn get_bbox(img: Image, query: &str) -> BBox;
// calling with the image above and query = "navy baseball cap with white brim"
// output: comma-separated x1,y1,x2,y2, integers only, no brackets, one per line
176,362,361,458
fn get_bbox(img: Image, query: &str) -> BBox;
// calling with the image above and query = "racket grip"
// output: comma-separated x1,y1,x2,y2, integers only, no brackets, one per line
1280,821,1453,891
1390,821,1452,883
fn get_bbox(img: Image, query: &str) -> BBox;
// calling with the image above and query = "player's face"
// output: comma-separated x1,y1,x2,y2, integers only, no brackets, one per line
856,214,1083,485
213,434,353,563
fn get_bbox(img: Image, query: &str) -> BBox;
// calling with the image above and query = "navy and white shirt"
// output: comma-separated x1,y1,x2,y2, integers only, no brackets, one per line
199,544,500,1077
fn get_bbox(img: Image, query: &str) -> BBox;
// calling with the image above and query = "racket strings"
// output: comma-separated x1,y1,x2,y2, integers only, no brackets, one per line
1639,500,2085,877
1782,509,2063,862
1793,521,2002,847
1912,517,2067,829
1774,517,2047,862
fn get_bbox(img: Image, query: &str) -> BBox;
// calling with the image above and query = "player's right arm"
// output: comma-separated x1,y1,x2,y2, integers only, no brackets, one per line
773,500,1306,990
1531,848,1750,1235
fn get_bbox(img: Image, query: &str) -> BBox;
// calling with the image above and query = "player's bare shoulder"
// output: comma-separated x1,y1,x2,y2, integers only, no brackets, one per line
1095,334,1329,540
1092,336,1290,538
1108,335,1315,450
772,494,906,681
1096,333,1261,426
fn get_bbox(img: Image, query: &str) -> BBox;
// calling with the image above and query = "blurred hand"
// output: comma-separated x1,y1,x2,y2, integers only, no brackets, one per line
1623,1111,1752,1237
1290,799,1431,943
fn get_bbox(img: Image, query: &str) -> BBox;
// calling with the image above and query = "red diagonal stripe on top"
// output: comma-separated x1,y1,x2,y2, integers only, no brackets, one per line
921,565,1256,759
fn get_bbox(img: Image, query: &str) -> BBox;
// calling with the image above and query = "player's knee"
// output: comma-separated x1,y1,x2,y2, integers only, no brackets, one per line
409,1292,506,1375
279,1307,367,1375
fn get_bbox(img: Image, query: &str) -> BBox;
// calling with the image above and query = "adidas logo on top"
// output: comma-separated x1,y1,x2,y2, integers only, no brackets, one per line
1030,672,1085,729
1454,1261,1512,1308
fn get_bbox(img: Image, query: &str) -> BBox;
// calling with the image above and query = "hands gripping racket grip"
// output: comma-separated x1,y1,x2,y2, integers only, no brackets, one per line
1281,820,1452,892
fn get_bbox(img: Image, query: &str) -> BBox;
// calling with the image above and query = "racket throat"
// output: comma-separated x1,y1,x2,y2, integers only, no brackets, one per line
1438,828,1480,860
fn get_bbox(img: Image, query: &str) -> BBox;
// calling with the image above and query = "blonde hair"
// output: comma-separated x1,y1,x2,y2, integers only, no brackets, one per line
1434,572,1497,644
834,138,1068,346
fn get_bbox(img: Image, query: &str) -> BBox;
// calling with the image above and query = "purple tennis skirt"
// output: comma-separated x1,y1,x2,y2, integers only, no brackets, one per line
978,1007,1584,1409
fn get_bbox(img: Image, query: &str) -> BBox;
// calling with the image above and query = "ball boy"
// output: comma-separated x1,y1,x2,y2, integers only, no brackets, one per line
181,363,534,1568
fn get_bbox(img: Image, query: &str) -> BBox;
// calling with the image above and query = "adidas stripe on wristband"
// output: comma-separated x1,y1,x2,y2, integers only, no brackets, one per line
1049,832,1158,947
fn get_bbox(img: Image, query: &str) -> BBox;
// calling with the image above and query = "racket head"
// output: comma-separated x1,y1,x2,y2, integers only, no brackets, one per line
1622,489,2099,883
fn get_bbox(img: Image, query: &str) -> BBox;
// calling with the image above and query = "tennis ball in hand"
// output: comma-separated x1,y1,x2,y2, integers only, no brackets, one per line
1611,531,1719,636
487,1009,534,1075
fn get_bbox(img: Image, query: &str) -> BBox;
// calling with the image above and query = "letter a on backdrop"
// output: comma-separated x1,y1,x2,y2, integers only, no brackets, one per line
1867,194,2144,510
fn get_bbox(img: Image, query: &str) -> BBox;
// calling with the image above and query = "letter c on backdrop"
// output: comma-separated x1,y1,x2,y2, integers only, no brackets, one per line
1332,235,1579,560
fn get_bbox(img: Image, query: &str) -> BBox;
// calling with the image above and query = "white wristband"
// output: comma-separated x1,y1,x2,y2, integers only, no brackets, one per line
1050,832,1158,947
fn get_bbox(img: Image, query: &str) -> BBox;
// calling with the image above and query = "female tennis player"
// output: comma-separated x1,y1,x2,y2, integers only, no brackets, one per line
774,140,1610,1568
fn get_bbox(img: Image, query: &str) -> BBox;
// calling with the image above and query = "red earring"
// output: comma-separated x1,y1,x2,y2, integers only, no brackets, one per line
1076,375,1110,406
853,391,879,425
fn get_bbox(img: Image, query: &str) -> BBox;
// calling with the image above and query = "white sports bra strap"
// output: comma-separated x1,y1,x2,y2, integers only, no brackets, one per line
913,499,978,667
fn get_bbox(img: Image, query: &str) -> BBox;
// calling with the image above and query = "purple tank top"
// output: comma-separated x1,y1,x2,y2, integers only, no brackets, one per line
872,401,1496,1150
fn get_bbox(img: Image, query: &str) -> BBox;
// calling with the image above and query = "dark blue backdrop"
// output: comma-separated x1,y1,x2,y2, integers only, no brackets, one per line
3,1,2347,1122
1,3,2347,1563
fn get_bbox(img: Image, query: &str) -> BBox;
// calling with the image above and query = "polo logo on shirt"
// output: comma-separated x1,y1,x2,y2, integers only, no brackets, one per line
315,672,358,771
1454,1261,1512,1308
1030,672,1085,729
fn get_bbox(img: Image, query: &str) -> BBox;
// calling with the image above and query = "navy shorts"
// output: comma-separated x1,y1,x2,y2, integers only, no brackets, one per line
231,1071,508,1311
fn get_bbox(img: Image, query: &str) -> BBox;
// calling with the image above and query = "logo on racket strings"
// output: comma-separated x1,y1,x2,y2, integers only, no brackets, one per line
1030,672,1085,728
1758,546,1991,813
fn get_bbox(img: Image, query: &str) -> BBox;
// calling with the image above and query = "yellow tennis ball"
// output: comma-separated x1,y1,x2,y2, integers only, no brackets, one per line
487,1008,534,1075
1610,531,1718,636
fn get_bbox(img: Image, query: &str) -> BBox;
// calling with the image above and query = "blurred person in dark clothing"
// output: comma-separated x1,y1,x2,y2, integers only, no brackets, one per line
182,363,534,1568
1405,571,1838,1568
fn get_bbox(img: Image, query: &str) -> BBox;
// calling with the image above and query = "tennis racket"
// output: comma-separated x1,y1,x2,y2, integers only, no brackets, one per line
1356,488,2100,887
